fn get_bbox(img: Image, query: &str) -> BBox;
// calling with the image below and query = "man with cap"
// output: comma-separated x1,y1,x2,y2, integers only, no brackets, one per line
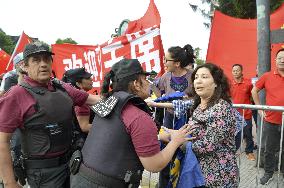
0,41,101,188
0,53,25,96
62,67,95,150
71,58,194,188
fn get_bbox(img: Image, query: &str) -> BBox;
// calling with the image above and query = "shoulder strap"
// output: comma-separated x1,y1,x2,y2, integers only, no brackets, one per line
51,78,67,92
19,82,46,95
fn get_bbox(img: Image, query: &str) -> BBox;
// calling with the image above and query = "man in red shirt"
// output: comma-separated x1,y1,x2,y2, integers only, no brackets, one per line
231,64,255,161
252,48,284,185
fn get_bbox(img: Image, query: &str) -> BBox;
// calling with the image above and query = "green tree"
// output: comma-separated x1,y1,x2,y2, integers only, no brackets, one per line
216,0,284,19
0,29,15,54
55,38,77,44
194,47,205,65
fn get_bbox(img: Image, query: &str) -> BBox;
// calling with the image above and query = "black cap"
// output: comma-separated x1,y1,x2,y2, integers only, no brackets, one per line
64,67,92,81
112,59,153,80
23,41,54,59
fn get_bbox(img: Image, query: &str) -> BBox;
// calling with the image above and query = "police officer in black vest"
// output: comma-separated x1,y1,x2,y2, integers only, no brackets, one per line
62,68,96,150
0,41,101,188
71,59,194,188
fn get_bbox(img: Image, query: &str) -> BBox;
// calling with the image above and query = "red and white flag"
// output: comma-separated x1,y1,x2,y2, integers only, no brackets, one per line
52,25,164,92
6,31,33,71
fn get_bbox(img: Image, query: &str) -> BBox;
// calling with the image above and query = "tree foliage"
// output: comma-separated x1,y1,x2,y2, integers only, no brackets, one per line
190,0,284,27
216,0,284,19
55,38,77,44
0,29,15,54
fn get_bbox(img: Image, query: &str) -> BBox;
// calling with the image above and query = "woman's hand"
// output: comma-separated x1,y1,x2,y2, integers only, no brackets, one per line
4,182,22,188
146,100,157,107
162,124,197,146
158,130,171,143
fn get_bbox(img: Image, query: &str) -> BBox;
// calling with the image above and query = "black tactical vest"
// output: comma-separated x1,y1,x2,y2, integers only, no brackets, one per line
20,80,74,159
82,91,152,181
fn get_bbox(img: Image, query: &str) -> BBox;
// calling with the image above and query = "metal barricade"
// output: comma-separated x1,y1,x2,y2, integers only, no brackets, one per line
233,104,284,187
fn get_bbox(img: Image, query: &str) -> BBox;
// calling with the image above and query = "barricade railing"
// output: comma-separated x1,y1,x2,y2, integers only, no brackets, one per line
233,104,284,187
144,104,284,188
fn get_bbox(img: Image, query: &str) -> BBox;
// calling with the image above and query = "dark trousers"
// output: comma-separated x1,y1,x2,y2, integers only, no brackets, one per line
234,119,254,153
252,110,258,128
71,172,107,188
26,163,70,188
263,121,284,175
244,119,254,154
235,132,241,151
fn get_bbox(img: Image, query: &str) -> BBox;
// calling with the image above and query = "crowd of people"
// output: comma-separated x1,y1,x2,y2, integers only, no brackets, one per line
0,41,283,188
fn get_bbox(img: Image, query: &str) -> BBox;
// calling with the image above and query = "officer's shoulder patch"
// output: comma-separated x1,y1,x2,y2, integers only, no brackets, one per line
90,95,119,117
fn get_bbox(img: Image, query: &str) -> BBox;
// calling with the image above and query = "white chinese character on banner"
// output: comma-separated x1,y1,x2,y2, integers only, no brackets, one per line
102,40,124,69
62,54,83,71
126,27,161,73
83,50,101,88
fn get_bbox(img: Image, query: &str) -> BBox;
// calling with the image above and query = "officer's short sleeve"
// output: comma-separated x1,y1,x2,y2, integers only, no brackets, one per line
62,82,89,106
122,104,160,157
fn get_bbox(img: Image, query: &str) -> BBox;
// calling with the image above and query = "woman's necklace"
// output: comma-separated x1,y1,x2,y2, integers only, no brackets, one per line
199,103,207,110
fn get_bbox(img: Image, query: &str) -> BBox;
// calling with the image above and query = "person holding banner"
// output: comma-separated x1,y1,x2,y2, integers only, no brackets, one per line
252,48,284,185
151,44,195,188
71,58,195,188
0,41,101,188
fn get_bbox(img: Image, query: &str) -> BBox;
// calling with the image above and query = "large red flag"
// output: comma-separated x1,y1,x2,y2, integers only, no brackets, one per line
125,0,164,76
0,49,11,75
52,25,164,93
206,4,284,79
6,31,33,71
125,0,161,34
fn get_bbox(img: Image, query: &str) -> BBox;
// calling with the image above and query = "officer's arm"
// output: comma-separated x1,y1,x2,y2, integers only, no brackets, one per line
85,94,101,105
0,132,19,187
138,125,194,173
251,86,261,105
138,141,181,172
76,115,92,133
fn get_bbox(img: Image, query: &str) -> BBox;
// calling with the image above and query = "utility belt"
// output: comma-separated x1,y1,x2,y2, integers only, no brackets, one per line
24,152,70,169
79,163,142,188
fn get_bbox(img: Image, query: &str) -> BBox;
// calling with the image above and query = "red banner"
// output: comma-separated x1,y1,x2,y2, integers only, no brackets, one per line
6,31,33,71
206,4,284,79
52,26,164,92
0,49,11,75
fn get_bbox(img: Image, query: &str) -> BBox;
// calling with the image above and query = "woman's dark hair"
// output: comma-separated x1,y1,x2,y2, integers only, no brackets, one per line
276,48,284,56
168,44,196,68
191,63,231,110
100,71,142,98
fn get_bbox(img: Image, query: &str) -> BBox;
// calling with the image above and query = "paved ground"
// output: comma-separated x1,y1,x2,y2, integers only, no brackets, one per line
141,153,284,188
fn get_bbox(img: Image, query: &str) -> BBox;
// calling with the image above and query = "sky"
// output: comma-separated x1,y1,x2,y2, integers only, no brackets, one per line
0,0,210,59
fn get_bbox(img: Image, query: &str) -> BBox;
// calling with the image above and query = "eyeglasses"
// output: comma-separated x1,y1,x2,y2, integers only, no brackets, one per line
276,57,284,61
164,58,175,63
